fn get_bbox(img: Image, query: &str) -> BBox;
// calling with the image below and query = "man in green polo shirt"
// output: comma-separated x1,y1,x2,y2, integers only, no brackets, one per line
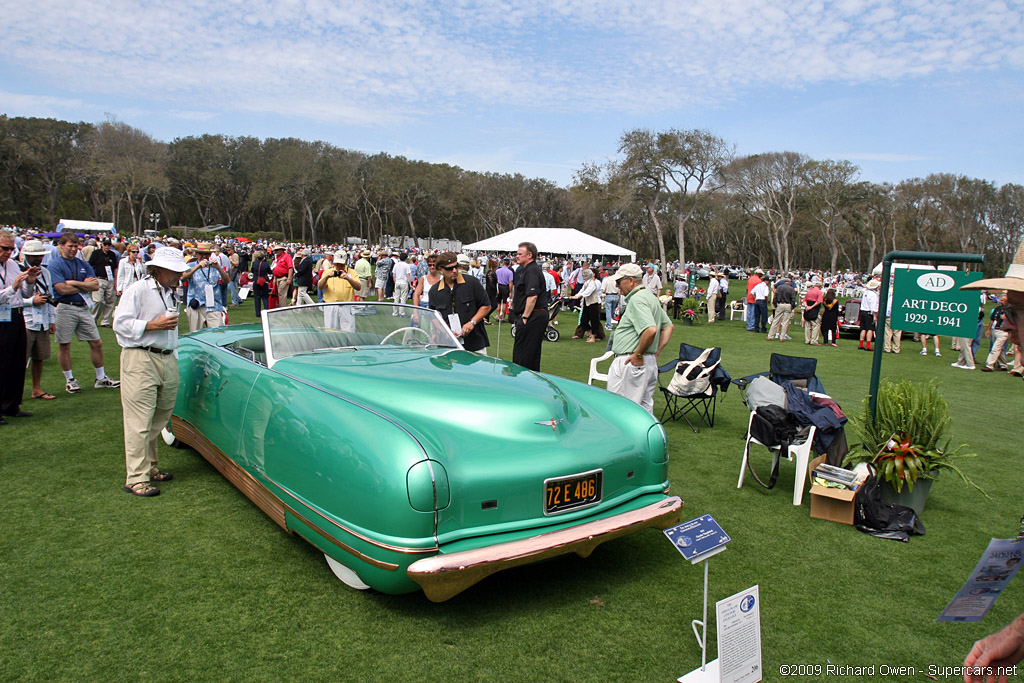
608,263,674,413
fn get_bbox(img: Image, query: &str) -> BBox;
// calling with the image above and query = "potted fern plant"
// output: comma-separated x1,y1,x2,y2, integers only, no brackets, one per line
680,297,700,325
843,378,983,513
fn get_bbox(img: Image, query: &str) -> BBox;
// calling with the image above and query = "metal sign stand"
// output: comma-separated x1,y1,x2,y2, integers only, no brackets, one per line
665,515,731,682
678,548,727,682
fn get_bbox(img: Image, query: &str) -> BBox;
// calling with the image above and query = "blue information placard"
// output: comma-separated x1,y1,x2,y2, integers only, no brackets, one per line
665,514,731,563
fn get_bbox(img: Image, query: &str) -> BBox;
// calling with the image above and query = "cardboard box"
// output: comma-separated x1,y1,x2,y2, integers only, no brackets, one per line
807,455,857,525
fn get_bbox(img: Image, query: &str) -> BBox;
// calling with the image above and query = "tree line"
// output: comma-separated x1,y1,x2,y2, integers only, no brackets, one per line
2,115,1021,276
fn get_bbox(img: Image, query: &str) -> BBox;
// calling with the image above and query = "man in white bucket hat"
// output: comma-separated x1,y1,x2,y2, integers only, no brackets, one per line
112,247,188,497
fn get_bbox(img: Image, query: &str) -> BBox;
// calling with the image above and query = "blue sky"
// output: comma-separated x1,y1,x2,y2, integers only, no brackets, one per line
2,0,1023,187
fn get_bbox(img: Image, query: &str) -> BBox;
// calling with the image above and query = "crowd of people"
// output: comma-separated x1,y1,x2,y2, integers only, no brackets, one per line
2,227,1021,482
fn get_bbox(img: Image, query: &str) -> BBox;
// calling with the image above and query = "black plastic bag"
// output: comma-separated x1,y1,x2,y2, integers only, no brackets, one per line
853,464,926,542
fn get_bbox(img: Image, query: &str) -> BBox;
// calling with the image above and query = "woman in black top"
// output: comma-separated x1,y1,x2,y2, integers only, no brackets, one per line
820,288,841,347
251,250,273,317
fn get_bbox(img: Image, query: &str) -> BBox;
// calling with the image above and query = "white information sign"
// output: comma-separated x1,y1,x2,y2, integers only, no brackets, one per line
716,586,762,683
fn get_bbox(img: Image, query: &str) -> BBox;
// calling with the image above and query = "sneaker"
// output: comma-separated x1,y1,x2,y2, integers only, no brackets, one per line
920,349,927,356
94,376,121,389
951,362,965,368
66,378,82,394
935,351,941,357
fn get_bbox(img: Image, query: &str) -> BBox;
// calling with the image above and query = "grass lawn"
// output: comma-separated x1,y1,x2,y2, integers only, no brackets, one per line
1,293,1021,682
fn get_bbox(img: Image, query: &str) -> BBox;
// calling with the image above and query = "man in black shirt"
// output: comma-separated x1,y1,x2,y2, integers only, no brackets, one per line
511,241,548,371
292,248,315,305
88,238,119,327
767,276,797,341
428,252,491,352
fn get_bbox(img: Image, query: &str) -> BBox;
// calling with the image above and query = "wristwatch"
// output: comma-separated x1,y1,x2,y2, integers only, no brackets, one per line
468,320,476,327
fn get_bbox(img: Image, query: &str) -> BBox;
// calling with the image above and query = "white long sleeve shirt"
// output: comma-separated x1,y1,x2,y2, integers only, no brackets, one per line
116,257,146,293
0,259,30,308
113,277,180,351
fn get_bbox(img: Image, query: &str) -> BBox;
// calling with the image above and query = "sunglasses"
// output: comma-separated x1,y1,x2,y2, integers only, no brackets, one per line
438,264,457,271
0,245,13,252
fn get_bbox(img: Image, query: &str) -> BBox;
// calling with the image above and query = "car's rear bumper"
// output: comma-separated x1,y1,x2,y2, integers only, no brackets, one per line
407,495,683,602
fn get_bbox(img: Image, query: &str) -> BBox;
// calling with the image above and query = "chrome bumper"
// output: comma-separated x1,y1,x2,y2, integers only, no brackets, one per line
407,495,683,602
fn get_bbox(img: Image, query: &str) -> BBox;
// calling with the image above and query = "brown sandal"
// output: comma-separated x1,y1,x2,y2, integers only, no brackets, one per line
151,471,174,482
124,482,160,497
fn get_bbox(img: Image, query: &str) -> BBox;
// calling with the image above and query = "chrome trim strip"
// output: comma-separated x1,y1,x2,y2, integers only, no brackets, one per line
408,495,683,602
283,503,399,571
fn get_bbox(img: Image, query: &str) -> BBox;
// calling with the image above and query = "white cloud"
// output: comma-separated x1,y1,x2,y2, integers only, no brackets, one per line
1,0,1021,125
838,152,931,163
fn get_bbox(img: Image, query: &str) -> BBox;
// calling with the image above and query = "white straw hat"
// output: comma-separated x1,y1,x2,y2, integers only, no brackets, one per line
148,247,188,273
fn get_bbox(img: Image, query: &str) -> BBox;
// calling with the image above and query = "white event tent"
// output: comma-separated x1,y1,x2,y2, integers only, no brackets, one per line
57,219,117,234
464,227,635,262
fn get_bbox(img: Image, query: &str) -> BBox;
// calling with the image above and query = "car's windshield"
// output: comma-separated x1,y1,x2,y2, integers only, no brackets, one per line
264,302,461,363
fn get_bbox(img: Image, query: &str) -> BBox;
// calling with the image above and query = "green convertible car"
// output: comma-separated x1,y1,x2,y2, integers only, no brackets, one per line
167,302,682,601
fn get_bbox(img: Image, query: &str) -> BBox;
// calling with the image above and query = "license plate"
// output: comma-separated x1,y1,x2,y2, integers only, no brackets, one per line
544,469,603,515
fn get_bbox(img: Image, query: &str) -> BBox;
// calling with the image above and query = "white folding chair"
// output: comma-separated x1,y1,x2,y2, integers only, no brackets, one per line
588,351,615,386
737,411,817,505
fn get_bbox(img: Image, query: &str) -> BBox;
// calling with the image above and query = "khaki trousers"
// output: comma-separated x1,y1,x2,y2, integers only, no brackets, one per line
92,278,117,325
803,314,821,344
706,292,719,323
121,348,179,486
294,287,315,306
985,329,1009,368
956,337,975,368
275,276,291,304
884,318,902,352
186,306,224,333
768,304,793,339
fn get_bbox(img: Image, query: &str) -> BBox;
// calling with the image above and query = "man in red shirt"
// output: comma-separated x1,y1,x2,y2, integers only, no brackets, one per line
802,283,824,345
271,244,294,305
745,268,763,331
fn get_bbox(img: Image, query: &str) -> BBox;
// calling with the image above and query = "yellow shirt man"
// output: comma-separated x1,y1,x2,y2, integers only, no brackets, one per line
318,254,362,302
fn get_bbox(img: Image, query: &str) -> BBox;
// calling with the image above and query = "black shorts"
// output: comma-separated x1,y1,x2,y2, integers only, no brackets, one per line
859,310,876,332
497,284,510,303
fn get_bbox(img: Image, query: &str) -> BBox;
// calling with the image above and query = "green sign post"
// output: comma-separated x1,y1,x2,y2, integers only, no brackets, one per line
869,251,984,419
891,269,984,336
688,271,697,291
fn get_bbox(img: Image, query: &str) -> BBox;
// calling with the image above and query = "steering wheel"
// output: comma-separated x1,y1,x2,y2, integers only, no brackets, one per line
379,326,433,346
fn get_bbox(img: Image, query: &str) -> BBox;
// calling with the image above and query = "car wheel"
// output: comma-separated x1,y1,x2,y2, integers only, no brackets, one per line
545,327,560,342
325,554,371,590
160,426,189,449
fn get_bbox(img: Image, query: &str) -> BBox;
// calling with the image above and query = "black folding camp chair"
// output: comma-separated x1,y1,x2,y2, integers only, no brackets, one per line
658,343,732,433
732,353,826,406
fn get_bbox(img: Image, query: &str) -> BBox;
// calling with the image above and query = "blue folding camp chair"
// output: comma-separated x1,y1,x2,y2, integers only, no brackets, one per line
732,353,825,407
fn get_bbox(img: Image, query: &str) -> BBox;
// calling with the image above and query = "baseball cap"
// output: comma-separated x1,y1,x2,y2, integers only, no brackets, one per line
612,263,644,281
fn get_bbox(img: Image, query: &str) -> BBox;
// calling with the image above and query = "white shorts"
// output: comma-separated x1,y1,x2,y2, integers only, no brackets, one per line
607,354,658,414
